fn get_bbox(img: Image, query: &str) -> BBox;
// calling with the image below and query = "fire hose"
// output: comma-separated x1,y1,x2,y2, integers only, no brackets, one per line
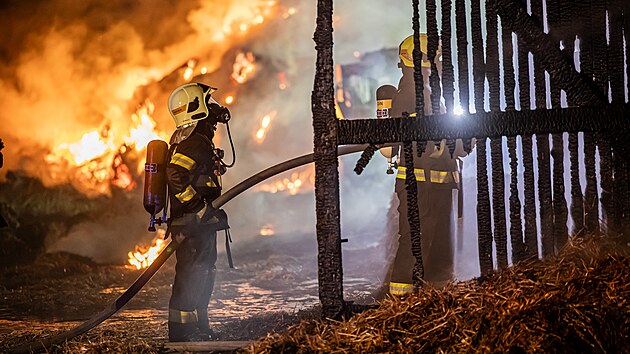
11,143,383,353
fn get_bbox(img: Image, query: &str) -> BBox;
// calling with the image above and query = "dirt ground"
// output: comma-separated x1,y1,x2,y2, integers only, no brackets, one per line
0,232,385,353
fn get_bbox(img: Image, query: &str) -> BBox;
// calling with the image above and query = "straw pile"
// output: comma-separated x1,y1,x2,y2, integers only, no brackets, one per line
248,236,630,353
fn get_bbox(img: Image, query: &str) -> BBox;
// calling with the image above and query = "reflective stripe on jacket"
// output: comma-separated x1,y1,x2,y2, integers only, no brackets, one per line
396,166,459,184
167,133,221,218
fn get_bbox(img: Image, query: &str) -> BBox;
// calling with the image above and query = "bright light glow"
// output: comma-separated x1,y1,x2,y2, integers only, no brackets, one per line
183,67,194,81
454,105,464,115
259,224,275,236
225,95,234,105
56,131,115,165
255,111,275,143
256,168,315,195
253,15,264,24
261,115,271,128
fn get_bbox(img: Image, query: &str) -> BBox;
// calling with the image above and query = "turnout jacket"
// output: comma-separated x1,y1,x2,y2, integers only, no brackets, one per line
167,132,222,219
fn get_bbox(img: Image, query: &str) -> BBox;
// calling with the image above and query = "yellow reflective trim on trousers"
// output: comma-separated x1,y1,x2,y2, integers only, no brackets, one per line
171,153,196,170
389,282,414,295
169,308,198,324
175,185,196,202
430,170,449,183
396,166,426,181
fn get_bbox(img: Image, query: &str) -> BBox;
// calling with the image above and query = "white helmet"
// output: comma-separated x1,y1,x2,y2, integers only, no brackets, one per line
168,82,218,144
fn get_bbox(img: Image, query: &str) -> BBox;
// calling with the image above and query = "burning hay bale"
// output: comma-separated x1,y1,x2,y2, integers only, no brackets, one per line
248,237,630,353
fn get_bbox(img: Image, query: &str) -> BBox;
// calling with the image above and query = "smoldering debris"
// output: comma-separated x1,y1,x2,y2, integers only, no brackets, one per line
0,233,339,353
248,236,630,353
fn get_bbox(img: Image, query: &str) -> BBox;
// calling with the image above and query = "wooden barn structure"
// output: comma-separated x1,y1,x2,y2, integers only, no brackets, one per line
311,0,630,319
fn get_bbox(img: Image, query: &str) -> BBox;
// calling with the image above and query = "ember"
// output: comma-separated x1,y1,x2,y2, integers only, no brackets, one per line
255,111,275,143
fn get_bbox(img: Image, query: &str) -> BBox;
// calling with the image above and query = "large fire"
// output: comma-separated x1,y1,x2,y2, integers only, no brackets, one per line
3,0,306,268
44,100,167,196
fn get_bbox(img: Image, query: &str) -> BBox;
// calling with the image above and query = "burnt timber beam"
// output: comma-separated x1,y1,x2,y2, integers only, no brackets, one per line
312,0,344,320
337,105,630,146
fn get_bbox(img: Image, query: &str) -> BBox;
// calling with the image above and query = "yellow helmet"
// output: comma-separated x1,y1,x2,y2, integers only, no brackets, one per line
399,34,430,68
168,82,218,128
168,82,220,144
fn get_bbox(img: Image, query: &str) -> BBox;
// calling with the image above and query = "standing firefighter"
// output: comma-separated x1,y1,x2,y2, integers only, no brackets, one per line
386,34,461,294
166,82,231,342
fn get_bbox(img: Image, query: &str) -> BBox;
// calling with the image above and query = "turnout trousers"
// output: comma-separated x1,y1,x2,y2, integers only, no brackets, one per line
168,223,217,342
390,178,454,294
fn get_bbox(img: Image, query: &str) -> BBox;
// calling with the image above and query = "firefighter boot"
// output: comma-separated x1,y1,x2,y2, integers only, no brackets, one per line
168,315,199,342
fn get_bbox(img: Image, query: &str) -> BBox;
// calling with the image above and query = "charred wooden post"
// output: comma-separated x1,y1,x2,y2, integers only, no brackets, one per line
623,1,630,235
530,0,555,258
500,13,524,264
425,0,442,117
574,4,602,236
440,0,457,156
516,27,539,259
455,0,472,154
486,0,508,269
312,0,344,319
608,0,627,235
408,0,425,287
545,0,569,251
440,0,455,115
591,0,614,236
471,0,493,275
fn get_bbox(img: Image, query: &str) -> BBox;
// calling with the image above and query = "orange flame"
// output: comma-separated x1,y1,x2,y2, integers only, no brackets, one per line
127,229,168,269
53,128,116,165
111,153,136,191
44,100,166,196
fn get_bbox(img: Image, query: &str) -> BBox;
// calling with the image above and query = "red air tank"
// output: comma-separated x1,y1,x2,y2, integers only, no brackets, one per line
143,140,169,217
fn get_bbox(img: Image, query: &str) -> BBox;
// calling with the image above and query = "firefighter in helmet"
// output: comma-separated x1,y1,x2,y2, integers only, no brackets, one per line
386,34,462,294
166,82,230,342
